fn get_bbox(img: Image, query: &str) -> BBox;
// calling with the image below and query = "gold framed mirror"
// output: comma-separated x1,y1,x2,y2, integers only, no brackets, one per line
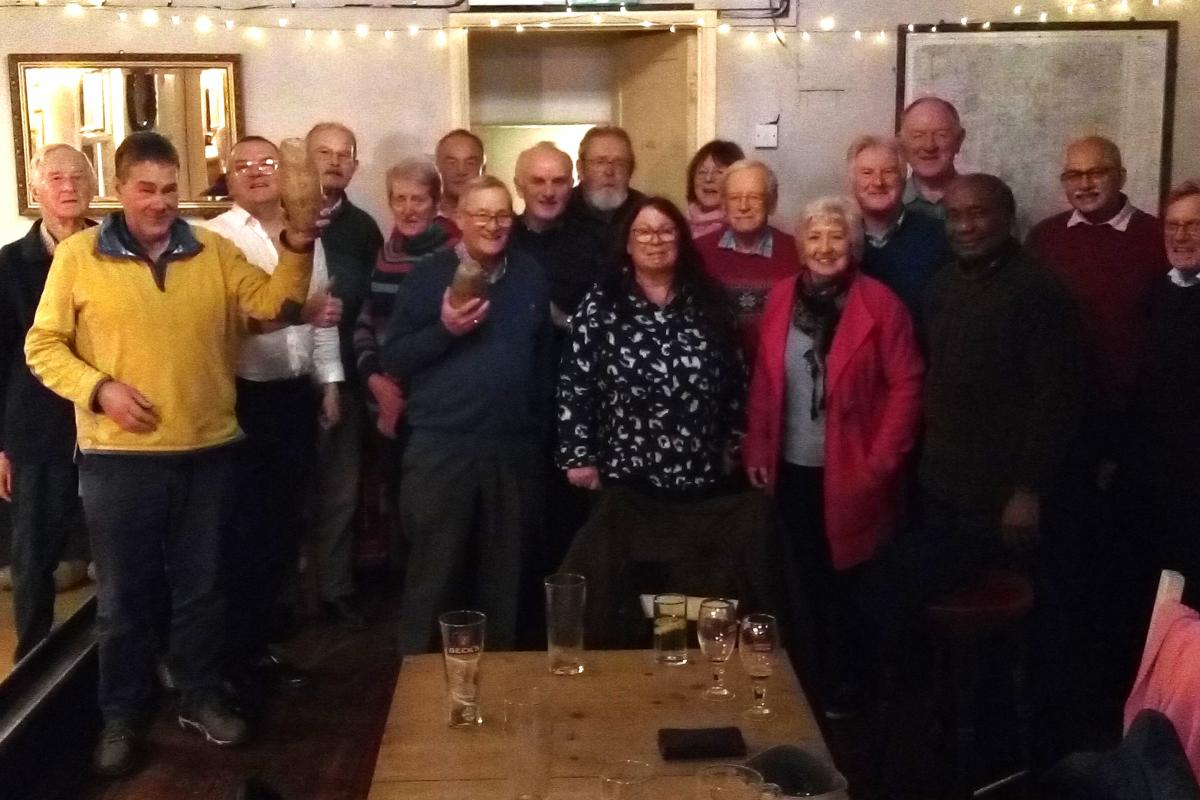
9,53,243,216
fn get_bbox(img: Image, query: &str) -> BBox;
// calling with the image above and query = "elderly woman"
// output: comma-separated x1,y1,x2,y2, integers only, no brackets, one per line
743,196,923,716
695,159,801,365
353,157,459,437
557,197,757,644
686,140,745,238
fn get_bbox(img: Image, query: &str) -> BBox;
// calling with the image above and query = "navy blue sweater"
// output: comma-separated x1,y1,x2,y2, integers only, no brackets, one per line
382,248,553,436
861,211,952,327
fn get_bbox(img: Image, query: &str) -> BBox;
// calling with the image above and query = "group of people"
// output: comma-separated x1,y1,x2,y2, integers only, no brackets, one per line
1,93,1198,782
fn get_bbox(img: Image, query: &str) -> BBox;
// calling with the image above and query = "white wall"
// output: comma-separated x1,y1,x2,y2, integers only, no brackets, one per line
0,1,1196,240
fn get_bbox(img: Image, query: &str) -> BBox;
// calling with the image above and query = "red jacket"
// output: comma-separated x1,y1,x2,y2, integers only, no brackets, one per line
744,273,924,570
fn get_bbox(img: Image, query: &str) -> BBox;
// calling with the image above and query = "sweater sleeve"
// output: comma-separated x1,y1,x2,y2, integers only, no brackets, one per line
556,291,602,469
353,298,383,380
222,234,312,321
380,265,458,380
25,243,110,411
1014,273,1084,494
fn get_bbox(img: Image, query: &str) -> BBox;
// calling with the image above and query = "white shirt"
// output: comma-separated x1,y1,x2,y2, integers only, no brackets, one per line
1169,268,1200,288
203,205,344,384
1066,198,1136,232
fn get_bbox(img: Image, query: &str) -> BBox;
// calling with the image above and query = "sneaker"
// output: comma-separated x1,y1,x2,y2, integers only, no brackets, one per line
178,698,250,746
92,719,144,777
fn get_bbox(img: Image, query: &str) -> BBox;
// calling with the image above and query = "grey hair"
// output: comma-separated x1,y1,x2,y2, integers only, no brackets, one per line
1066,135,1123,170
797,195,865,262
845,134,905,168
721,159,779,213
30,143,96,190
385,156,442,205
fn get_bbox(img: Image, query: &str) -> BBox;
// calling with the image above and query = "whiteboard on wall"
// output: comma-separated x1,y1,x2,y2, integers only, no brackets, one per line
897,23,1177,231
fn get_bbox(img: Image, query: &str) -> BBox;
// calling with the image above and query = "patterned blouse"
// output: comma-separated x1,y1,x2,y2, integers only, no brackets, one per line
557,284,745,493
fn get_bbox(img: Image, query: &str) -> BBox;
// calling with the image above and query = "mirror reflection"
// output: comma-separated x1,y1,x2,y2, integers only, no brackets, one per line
9,54,242,214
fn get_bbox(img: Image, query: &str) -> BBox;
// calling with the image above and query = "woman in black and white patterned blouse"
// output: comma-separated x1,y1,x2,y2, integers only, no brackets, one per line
556,196,745,497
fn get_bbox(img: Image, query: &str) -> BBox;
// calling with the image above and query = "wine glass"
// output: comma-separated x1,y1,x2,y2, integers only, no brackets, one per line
738,613,779,719
696,598,738,701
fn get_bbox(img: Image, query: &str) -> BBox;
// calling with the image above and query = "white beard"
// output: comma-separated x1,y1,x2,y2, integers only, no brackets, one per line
585,186,628,212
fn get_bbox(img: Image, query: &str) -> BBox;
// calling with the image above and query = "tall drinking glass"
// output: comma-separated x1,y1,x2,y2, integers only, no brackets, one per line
695,764,783,799
504,687,552,800
439,609,486,728
653,593,688,666
600,759,654,799
544,573,586,675
738,613,779,720
696,598,738,701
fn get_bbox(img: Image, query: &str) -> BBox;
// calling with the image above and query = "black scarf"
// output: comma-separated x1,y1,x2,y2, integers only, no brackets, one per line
791,272,851,419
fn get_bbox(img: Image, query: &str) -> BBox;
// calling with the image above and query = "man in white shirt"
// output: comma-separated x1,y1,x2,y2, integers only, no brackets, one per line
204,135,342,703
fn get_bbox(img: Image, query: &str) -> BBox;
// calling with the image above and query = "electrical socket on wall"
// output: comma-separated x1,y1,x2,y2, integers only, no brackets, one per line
754,122,779,149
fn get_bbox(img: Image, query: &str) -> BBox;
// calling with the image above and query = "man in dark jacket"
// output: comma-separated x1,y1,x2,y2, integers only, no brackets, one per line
0,144,94,661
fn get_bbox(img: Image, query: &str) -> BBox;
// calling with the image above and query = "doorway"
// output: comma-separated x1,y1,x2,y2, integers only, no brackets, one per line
451,15,716,212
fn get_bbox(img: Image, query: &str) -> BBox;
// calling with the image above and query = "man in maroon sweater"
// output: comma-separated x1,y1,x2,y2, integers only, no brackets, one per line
694,159,800,364
1027,136,1168,726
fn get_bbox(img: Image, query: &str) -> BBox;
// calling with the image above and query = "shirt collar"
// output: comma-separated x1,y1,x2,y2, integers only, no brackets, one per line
718,227,774,257
1066,197,1135,232
455,242,507,284
866,210,906,249
38,220,58,255
97,212,202,263
1169,267,1200,288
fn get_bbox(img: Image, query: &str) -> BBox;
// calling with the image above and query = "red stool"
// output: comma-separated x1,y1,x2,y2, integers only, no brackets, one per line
925,569,1035,800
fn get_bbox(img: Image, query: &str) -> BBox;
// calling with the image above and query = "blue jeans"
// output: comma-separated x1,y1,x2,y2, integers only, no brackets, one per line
79,448,233,721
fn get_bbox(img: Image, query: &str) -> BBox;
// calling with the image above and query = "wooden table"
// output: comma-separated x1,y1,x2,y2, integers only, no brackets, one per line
368,649,831,799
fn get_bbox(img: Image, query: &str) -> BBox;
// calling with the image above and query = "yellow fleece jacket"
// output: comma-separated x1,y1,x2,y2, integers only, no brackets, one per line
25,225,312,454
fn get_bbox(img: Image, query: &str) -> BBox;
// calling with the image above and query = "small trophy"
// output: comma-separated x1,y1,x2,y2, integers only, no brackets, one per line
449,253,489,309
278,137,324,234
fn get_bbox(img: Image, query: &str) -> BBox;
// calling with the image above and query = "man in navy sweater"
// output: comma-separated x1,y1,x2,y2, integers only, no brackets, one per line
850,134,951,332
384,175,553,654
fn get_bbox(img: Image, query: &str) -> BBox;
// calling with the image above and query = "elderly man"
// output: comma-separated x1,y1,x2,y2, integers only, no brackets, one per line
204,135,343,702
26,131,319,776
849,134,951,324
694,159,799,363
1027,137,1167,426
566,125,646,241
0,144,94,662
306,122,383,630
510,141,603,325
1127,181,1200,607
899,97,965,219
435,128,485,229
384,175,553,655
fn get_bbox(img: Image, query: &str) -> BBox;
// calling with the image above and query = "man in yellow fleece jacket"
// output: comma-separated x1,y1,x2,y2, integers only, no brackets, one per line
25,132,326,777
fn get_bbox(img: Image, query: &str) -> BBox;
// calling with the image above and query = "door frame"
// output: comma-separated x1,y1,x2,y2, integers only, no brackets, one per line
446,10,717,148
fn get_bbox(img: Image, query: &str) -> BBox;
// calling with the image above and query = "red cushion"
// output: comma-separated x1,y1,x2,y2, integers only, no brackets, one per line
925,569,1035,633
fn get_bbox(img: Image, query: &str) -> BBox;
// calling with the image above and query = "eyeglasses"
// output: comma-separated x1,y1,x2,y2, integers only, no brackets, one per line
726,193,767,208
1166,220,1200,238
631,227,678,243
696,167,727,181
1060,167,1115,184
465,211,515,229
232,158,278,176
585,157,631,173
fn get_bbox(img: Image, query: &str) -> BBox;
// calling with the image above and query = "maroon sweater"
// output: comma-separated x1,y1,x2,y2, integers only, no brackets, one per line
1026,206,1167,411
696,225,801,364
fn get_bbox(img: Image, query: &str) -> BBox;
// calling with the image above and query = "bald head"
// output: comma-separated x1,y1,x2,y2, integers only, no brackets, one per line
515,142,573,229
1060,136,1127,222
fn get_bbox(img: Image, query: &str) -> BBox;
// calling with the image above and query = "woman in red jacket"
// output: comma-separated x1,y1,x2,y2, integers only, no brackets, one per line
744,195,924,717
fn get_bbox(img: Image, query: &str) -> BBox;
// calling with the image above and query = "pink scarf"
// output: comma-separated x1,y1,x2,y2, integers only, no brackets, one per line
688,203,726,240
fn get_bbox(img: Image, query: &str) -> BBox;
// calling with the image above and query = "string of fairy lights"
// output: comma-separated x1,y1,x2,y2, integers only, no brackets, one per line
16,0,1189,46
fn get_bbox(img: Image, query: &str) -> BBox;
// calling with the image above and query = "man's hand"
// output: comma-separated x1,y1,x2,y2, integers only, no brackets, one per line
368,373,405,439
301,286,343,329
566,466,601,491
1000,487,1040,550
0,452,12,502
746,466,771,492
97,381,159,434
441,289,490,336
283,205,333,250
319,383,340,430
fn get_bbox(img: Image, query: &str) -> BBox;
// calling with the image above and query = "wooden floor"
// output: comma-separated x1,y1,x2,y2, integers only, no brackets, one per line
0,579,94,680
80,574,402,800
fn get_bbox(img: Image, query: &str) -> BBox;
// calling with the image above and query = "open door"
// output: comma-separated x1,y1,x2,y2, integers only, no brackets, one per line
614,31,694,209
